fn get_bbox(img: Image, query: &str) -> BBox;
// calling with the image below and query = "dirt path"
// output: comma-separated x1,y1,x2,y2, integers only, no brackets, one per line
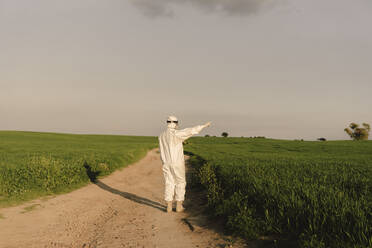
0,149,247,248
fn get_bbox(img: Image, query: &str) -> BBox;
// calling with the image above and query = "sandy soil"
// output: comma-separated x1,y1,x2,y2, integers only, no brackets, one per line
0,149,247,248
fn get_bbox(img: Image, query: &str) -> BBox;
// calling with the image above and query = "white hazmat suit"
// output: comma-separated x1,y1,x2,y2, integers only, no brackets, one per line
158,116,210,212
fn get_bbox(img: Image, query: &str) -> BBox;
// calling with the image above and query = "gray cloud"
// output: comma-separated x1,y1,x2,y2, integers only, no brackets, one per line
131,0,174,18
131,0,270,18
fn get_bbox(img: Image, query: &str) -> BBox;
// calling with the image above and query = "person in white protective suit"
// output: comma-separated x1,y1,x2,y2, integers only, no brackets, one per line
158,116,211,213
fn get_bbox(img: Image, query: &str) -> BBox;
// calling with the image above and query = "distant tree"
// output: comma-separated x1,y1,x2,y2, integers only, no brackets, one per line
205,134,210,137
317,138,327,141
344,122,370,140
221,132,229,138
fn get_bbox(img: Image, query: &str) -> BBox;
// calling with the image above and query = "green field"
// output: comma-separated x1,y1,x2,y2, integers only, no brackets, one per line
1,132,371,247
0,131,157,207
185,137,372,248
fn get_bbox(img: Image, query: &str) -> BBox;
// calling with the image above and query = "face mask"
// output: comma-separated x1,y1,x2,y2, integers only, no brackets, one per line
168,122,178,129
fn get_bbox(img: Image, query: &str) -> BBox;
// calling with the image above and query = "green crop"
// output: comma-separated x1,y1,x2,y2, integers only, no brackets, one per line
0,131,157,207
185,137,372,248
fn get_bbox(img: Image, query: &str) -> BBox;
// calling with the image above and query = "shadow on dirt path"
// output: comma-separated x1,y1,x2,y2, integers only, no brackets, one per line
84,163,166,212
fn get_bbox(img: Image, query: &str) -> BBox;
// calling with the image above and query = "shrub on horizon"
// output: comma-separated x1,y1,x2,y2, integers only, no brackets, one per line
344,122,370,140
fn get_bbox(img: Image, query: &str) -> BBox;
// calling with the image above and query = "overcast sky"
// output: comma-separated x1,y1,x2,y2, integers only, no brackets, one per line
1,0,371,140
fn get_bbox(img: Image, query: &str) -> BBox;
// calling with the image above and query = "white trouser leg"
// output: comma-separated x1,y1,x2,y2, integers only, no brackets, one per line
162,162,186,202
162,163,175,202
173,162,186,202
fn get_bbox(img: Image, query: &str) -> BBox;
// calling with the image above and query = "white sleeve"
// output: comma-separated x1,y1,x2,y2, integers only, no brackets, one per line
158,136,164,164
174,125,205,141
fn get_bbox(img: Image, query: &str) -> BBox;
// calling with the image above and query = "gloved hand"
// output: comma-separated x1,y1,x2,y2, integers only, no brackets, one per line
203,122,212,128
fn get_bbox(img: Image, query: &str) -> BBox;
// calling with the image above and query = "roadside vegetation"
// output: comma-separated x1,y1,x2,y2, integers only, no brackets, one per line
345,122,370,141
0,131,157,208
185,137,372,248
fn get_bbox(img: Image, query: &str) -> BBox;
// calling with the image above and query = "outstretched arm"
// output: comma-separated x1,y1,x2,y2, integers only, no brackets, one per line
175,122,211,141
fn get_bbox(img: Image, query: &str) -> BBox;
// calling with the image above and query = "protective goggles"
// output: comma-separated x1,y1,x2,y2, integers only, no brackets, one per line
167,120,178,124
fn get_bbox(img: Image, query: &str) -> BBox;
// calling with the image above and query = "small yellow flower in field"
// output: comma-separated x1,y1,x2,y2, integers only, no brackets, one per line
99,163,109,171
